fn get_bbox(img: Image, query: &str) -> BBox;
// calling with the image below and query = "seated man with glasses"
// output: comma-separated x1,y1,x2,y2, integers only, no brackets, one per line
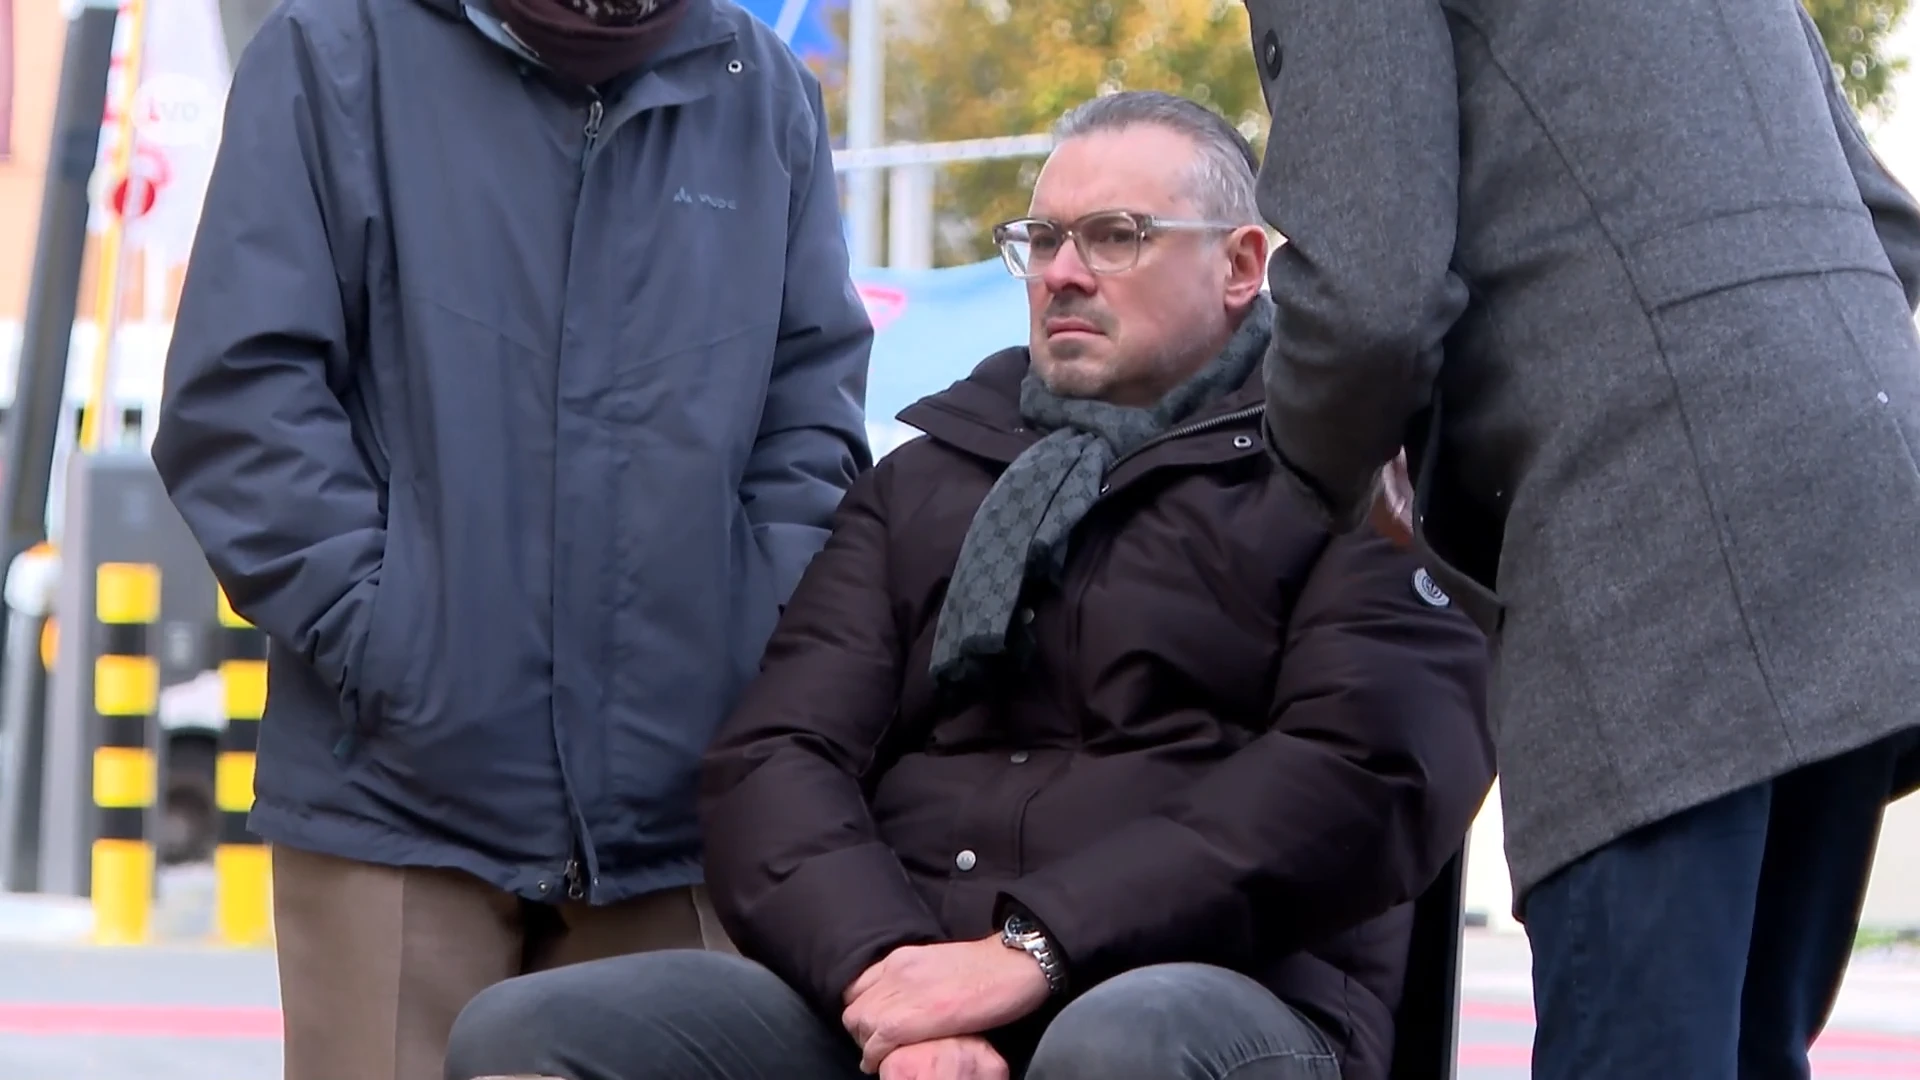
442,90,1494,1080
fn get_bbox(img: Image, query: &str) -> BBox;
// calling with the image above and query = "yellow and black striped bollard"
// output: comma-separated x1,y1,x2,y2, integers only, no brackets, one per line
91,561,161,945
214,587,272,947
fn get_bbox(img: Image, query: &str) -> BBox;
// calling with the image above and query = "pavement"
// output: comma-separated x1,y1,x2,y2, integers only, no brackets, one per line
1454,930,1920,1078
0,871,1916,1079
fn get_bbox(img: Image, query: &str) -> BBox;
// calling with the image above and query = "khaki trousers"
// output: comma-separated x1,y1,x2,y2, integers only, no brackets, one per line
271,844,734,1080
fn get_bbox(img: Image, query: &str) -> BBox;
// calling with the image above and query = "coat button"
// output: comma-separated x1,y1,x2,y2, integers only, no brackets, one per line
1261,30,1282,79
955,849,978,871
1010,750,1030,764
1019,607,1035,625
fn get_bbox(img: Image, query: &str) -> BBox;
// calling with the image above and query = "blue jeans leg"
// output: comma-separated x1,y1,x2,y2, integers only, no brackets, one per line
1737,736,1904,1079
442,950,862,1080
1024,964,1341,1080
1523,734,1907,1080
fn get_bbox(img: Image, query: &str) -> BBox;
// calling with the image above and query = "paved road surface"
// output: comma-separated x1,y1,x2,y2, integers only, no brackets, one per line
0,928,1915,1078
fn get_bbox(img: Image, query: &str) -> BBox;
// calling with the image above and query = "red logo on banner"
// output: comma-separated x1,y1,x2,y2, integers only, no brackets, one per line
106,143,171,221
856,283,909,331
109,175,157,219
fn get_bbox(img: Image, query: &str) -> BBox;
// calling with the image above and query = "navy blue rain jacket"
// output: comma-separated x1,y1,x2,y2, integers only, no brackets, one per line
151,0,873,903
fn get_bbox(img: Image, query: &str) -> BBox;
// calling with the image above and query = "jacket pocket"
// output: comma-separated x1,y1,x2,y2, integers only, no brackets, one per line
1627,204,1898,310
352,485,427,731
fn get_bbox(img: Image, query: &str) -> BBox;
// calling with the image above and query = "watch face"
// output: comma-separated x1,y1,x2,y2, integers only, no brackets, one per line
1003,914,1036,939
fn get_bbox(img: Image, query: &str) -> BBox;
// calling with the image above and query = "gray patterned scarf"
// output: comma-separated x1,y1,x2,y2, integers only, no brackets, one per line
928,296,1274,691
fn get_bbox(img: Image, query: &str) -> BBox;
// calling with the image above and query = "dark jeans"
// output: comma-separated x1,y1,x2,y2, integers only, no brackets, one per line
1524,732,1916,1080
443,951,1341,1080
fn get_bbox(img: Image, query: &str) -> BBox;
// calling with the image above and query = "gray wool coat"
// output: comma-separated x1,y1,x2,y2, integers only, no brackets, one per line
1245,0,1920,902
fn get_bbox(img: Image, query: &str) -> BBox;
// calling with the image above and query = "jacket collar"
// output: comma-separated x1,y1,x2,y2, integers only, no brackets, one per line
897,345,1269,487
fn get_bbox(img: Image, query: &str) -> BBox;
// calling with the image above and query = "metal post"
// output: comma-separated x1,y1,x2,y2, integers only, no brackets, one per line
212,586,269,946
0,0,117,586
42,452,221,911
0,544,60,891
886,164,935,270
89,558,161,945
844,0,884,266
833,133,1054,172
76,0,150,457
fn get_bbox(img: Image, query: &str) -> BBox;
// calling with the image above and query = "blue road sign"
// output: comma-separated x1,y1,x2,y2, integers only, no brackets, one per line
734,0,846,75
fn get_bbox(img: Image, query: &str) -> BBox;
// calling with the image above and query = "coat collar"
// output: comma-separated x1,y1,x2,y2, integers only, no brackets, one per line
897,345,1270,487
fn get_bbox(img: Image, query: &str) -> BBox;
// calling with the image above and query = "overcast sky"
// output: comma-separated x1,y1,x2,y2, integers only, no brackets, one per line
1872,16,1919,188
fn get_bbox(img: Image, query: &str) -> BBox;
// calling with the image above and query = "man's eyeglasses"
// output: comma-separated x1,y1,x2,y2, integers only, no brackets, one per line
991,210,1241,279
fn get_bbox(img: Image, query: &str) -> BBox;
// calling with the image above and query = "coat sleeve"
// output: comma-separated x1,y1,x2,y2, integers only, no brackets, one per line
741,74,876,605
700,458,945,1014
150,7,382,699
996,529,1494,989
1249,0,1470,530
1796,6,1920,310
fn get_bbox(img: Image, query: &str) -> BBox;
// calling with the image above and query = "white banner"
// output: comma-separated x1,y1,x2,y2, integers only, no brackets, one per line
86,0,233,270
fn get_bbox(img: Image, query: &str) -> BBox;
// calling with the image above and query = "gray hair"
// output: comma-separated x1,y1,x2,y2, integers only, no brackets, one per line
1050,91,1261,226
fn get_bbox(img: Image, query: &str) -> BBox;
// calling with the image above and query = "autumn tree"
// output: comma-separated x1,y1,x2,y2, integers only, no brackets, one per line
1805,0,1911,116
875,0,1910,267
876,0,1264,265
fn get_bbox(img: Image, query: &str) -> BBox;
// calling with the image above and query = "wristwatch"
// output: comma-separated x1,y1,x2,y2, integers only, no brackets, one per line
1001,911,1068,996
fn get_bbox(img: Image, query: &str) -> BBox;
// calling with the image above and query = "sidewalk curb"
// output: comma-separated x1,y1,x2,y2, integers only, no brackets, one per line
0,894,94,944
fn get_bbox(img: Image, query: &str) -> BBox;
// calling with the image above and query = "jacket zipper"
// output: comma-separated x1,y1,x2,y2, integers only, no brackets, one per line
1053,403,1264,740
554,90,605,902
582,95,604,172
1108,403,1266,474
563,851,587,901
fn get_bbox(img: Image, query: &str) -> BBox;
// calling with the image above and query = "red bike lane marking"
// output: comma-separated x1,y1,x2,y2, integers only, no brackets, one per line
0,1003,281,1039
1,1000,1917,1077
1455,1000,1920,1076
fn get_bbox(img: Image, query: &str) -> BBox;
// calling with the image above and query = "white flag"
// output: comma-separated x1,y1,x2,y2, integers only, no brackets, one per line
87,0,233,270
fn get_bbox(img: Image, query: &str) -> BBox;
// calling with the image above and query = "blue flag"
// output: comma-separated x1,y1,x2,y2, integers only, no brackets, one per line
733,0,846,80
852,259,1032,457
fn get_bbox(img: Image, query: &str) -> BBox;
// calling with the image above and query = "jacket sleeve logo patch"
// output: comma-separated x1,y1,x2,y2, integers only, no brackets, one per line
1413,567,1451,608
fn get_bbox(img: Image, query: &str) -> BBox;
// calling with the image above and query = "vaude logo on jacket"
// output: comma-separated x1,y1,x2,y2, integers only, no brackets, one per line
674,186,737,210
